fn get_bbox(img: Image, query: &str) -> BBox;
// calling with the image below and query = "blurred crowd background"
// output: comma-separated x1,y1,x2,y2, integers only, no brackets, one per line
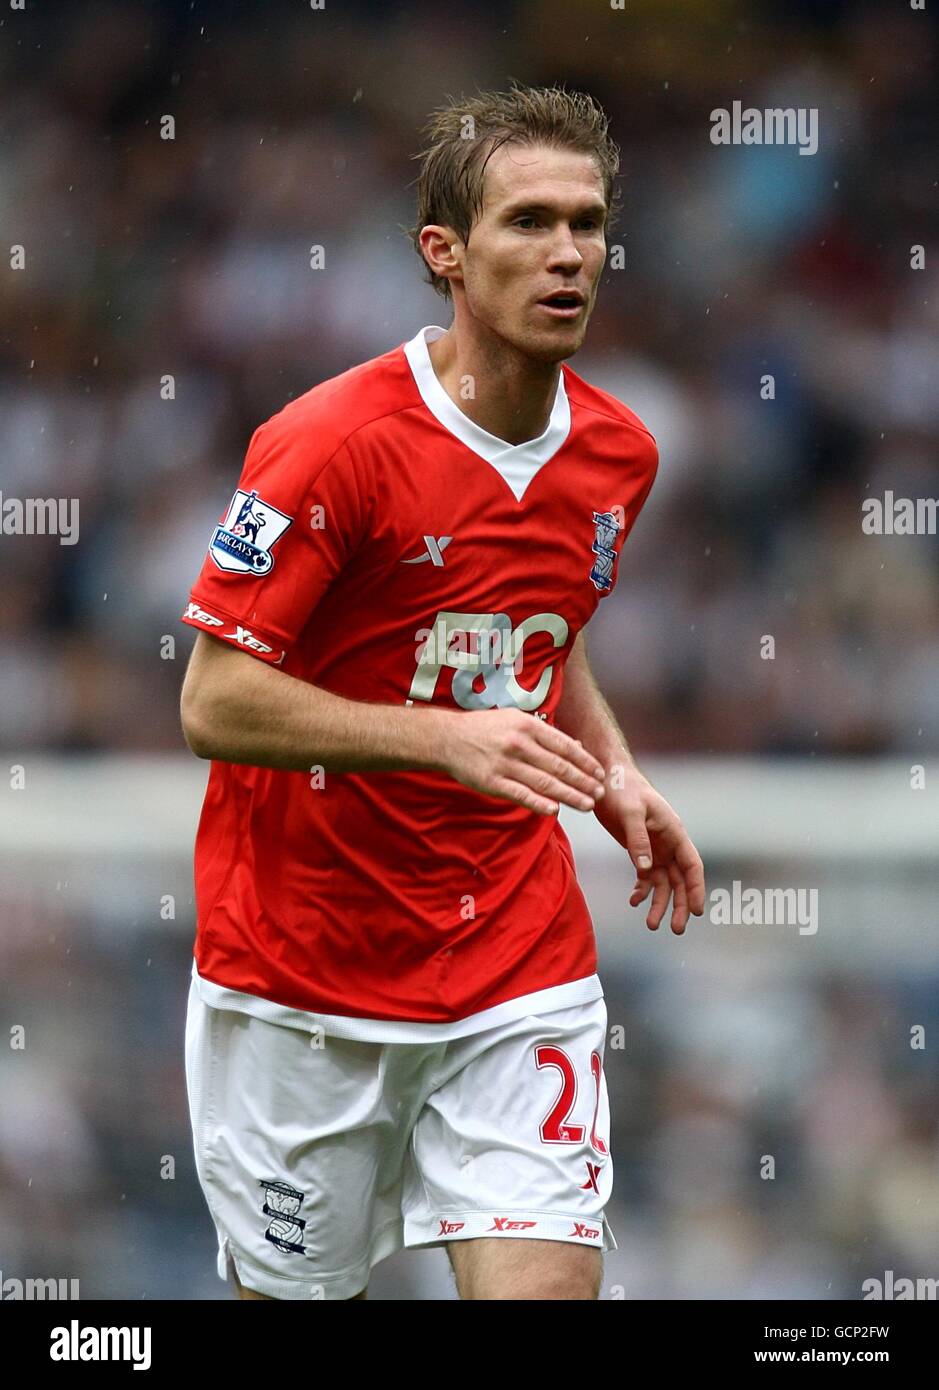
3,850,938,1301
1,0,937,1300
2,0,938,758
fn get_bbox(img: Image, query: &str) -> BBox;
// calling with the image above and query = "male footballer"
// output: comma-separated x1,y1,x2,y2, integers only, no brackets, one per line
179,81,705,1302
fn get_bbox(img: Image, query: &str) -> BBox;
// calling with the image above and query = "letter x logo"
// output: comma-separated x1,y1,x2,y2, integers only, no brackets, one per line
402,535,453,566
581,1161,601,1194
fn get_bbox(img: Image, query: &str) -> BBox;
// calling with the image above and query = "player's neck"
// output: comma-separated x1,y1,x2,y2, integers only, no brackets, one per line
427,323,561,447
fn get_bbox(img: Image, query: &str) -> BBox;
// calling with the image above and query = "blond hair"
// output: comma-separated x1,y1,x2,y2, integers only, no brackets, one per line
408,80,621,300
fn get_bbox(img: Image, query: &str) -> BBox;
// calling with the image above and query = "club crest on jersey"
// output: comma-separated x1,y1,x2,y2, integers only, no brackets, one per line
210,489,292,575
589,510,622,591
258,1179,307,1255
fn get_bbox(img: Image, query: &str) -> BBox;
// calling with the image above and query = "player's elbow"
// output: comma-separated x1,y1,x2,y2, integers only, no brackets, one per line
180,677,218,760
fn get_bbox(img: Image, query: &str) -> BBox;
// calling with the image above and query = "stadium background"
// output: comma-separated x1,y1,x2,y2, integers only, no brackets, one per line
1,0,937,1299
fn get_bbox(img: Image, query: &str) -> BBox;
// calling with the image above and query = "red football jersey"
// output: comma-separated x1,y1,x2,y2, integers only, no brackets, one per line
181,325,658,1040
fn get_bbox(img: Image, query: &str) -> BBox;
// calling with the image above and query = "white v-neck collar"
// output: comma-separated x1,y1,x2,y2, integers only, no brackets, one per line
403,324,571,503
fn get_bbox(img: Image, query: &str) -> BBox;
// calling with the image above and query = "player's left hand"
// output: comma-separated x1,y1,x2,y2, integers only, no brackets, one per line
593,764,705,935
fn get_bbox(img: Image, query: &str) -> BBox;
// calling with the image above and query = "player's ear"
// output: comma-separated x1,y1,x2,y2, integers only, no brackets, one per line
419,224,461,282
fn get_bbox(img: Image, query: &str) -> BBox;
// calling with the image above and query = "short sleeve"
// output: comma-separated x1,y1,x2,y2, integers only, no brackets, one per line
621,439,658,543
180,419,366,665
597,431,658,600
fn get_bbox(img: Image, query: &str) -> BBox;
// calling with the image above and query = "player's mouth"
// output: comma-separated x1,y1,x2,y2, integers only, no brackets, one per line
536,290,586,319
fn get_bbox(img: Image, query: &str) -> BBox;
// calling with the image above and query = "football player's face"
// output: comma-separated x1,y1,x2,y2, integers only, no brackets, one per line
459,142,608,362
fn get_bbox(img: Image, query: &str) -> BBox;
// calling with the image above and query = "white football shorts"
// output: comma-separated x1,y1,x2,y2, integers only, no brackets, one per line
184,976,617,1300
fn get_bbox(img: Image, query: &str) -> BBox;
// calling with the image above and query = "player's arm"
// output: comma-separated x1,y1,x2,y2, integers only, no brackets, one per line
180,631,606,815
554,632,705,933
181,419,603,814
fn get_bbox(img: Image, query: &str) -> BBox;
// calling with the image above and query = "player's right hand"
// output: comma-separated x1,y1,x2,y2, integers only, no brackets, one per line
439,708,606,815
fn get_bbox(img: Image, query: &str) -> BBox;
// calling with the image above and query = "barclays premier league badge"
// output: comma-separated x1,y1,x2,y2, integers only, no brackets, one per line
210,488,293,575
589,509,621,591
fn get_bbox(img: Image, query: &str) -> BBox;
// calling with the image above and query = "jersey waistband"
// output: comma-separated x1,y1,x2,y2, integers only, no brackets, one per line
190,961,604,1043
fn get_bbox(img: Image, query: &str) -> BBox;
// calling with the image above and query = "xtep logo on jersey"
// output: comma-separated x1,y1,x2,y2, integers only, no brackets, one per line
401,535,453,566
408,610,569,712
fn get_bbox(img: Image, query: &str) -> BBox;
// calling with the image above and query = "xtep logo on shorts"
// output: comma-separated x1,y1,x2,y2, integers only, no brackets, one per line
582,1161,602,1194
259,1179,307,1255
486,1217,538,1232
568,1222,600,1240
210,489,292,575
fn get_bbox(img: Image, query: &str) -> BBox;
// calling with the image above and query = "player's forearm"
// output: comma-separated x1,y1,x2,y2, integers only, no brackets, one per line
181,645,456,773
554,634,639,776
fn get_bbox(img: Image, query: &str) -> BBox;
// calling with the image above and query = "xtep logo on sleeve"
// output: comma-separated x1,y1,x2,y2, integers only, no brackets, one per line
222,625,274,654
185,602,223,627
401,535,453,566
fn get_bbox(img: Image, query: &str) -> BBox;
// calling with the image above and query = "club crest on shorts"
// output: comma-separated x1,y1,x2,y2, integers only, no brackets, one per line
210,489,292,575
258,1179,307,1254
589,510,622,591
